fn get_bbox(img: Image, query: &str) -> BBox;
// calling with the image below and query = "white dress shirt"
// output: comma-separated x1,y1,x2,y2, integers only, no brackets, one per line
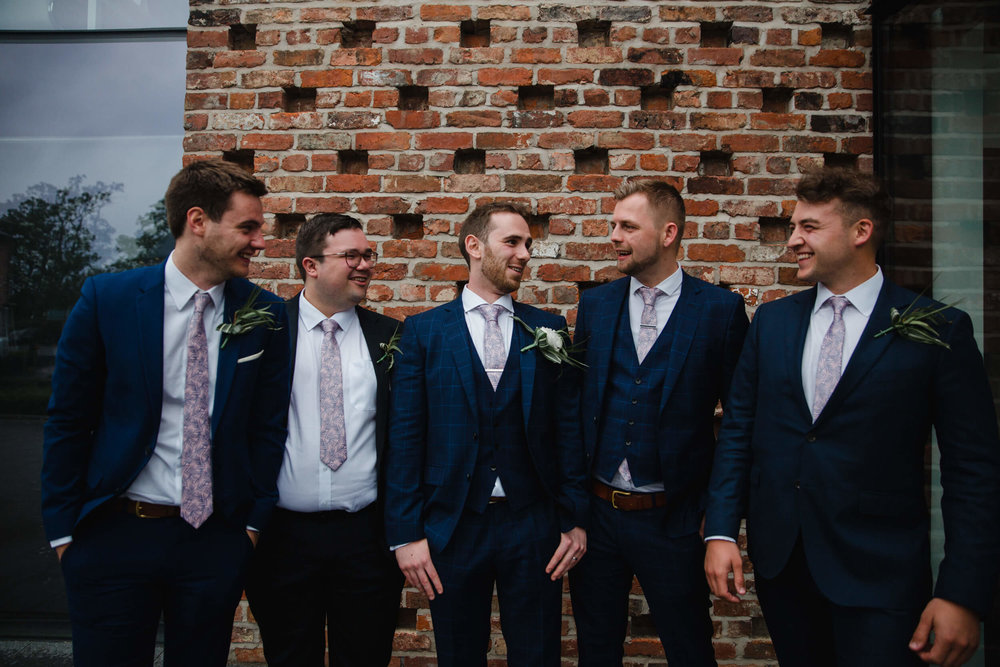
277,293,378,513
462,286,515,498
801,268,883,414
128,252,225,506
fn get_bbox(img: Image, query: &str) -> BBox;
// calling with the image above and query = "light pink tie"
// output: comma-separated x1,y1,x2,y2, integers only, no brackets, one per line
636,286,662,363
478,304,506,390
320,319,347,470
813,296,849,421
181,292,213,529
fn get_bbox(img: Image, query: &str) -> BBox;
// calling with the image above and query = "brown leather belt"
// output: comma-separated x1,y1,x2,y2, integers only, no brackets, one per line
591,479,667,511
115,498,181,518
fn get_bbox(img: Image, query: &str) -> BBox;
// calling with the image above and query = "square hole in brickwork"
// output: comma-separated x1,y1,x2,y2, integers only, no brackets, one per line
396,608,417,630
518,85,555,110
455,280,469,293
762,87,793,113
228,24,256,50
526,213,550,240
392,214,424,240
461,19,491,47
341,20,375,48
338,150,369,175
824,153,858,169
454,149,486,175
577,281,603,293
640,83,675,111
700,21,733,47
398,86,429,111
629,614,658,638
274,213,306,239
699,151,733,177
574,147,609,175
759,216,790,244
821,23,855,49
222,149,255,173
577,20,611,47
282,87,316,112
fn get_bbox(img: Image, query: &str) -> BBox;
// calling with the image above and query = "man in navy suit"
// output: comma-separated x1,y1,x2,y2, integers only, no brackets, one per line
705,168,1000,667
569,180,749,666
246,214,403,666
384,202,589,667
41,159,290,666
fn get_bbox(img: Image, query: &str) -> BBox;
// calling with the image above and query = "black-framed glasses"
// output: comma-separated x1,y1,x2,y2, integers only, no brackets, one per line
309,250,378,268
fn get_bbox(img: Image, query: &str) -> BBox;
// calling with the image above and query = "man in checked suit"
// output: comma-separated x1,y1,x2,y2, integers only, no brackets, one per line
569,179,749,666
246,213,403,667
384,202,589,667
704,168,1000,667
41,159,290,666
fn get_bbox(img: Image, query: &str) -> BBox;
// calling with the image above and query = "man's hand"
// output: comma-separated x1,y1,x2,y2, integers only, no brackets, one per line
704,539,745,602
909,597,979,667
55,543,70,562
395,539,444,600
246,530,259,548
545,527,586,580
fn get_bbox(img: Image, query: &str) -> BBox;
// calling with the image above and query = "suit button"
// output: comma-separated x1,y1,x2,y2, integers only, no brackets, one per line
628,420,634,426
490,465,496,471
631,399,638,405
634,378,642,385
794,480,801,489
466,473,471,480
473,432,478,440
593,416,598,423
806,433,816,443
625,440,631,447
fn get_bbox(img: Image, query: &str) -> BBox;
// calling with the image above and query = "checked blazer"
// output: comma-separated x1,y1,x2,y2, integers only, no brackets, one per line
575,273,749,536
383,297,589,552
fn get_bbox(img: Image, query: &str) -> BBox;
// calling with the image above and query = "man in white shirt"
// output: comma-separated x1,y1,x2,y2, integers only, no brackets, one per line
246,213,403,667
41,159,291,666
705,168,1000,667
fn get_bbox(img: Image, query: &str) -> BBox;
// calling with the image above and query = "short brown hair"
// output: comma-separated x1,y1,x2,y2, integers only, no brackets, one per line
796,168,891,248
294,213,364,280
164,159,267,238
458,201,530,265
614,179,686,242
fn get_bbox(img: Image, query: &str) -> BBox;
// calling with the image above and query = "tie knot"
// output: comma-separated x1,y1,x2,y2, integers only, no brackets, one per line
478,303,504,324
638,286,661,307
320,318,340,335
192,292,211,316
827,295,850,317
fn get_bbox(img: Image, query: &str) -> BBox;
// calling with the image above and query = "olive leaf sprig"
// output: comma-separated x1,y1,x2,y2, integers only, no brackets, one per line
217,285,282,349
377,326,403,369
873,293,952,350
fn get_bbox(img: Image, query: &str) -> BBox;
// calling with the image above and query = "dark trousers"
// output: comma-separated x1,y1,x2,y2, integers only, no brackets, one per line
429,500,563,667
569,495,717,667
245,503,403,667
755,539,924,667
60,508,253,667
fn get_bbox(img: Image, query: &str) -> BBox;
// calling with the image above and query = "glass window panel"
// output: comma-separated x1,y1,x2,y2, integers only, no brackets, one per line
0,0,187,31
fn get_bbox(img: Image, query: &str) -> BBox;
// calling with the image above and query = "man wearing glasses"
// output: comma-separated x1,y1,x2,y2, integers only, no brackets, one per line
245,214,403,667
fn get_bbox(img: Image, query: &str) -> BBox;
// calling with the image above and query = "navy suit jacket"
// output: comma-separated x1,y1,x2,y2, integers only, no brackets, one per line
41,262,291,542
575,273,749,536
384,298,589,552
705,280,1000,616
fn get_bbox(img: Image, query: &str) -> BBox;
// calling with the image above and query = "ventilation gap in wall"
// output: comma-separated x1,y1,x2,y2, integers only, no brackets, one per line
338,150,369,175
700,21,733,47
759,217,791,245
577,20,611,47
699,151,733,177
392,214,424,240
762,87,794,113
824,153,858,169
341,20,375,48
526,213,550,240
453,149,486,175
574,147,609,175
222,149,255,173
282,87,316,112
461,19,491,47
518,85,555,110
820,23,855,49
640,83,675,111
397,86,429,111
228,24,256,50
274,213,306,239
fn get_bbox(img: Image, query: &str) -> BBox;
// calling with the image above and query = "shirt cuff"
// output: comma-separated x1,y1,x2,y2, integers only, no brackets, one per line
704,535,737,543
390,542,410,551
50,536,72,548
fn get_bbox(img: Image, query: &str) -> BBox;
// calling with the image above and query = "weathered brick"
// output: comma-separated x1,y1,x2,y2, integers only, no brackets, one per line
477,68,534,86
356,132,412,150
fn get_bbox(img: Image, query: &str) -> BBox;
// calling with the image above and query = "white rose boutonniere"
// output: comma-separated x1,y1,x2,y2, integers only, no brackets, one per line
513,316,586,369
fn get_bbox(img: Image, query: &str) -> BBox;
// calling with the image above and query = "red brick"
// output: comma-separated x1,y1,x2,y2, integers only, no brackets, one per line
686,244,746,262
691,113,747,131
629,111,687,130
447,111,503,128
299,69,353,88
748,178,798,196
385,110,441,129
416,197,469,214
273,49,323,66
537,197,599,215
627,47,683,64
444,175,502,192
477,68,534,86
511,48,562,64
687,177,744,195
811,50,867,68
749,49,806,67
449,47,505,64
415,132,474,150
188,29,228,48
566,175,623,192
433,26,461,43
565,47,623,64
420,4,471,20
841,71,872,90
750,113,806,131
383,176,441,193
382,240,438,258
505,174,563,193
535,264,591,282
187,72,237,89
537,68,594,85
324,175,381,192
240,133,294,150
213,51,266,68
720,266,776,286
567,111,624,128
597,132,655,150
478,6,532,20
689,48,744,65
783,136,838,153
475,133,532,150
183,133,236,152
639,154,671,171
356,132,412,150
564,242,615,261
412,262,470,281
388,48,443,65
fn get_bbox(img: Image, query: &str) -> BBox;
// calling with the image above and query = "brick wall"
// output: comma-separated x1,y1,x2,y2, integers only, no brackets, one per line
182,1,874,664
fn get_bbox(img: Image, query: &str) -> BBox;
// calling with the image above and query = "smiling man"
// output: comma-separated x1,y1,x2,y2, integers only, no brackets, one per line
245,214,404,667
41,159,291,666
384,202,589,667
569,179,748,666
704,168,1000,667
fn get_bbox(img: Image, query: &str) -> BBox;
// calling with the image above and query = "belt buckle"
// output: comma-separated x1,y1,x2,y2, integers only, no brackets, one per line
133,501,156,519
610,489,631,510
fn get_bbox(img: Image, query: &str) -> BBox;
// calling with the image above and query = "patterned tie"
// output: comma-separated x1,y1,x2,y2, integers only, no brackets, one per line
181,292,213,529
319,319,348,470
636,286,662,363
812,296,850,421
478,304,506,390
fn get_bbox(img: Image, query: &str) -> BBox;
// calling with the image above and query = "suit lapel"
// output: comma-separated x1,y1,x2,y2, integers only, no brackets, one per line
512,304,536,427
136,264,166,416
212,280,243,434
658,273,702,414
444,300,479,415
592,279,630,413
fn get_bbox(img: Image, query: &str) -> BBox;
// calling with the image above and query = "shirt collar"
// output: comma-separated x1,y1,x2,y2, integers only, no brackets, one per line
299,291,358,334
164,251,224,312
630,264,683,298
462,286,514,315
814,266,883,317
